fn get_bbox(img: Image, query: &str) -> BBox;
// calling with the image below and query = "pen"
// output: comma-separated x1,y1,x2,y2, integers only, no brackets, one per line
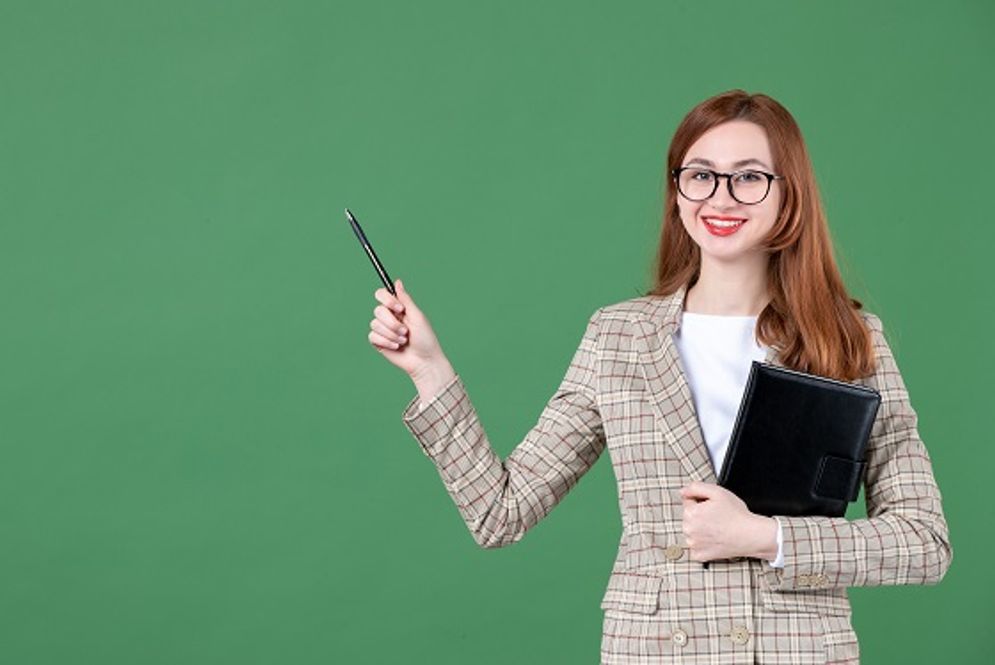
346,208,396,296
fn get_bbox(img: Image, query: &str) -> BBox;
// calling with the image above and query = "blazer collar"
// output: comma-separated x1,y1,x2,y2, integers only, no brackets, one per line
631,282,783,484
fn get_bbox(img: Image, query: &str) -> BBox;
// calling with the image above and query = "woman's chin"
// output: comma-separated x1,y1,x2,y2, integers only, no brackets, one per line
697,241,760,264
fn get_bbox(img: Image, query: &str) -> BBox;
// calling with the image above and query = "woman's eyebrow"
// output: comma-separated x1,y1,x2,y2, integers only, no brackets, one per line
685,157,772,170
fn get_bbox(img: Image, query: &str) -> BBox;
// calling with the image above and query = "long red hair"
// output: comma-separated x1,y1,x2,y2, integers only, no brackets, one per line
646,89,876,381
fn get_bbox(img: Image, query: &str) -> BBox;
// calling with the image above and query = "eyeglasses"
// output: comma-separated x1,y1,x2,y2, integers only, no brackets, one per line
671,166,785,205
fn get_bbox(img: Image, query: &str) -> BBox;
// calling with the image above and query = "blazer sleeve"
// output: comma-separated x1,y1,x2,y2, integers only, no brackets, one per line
760,312,953,591
400,307,607,549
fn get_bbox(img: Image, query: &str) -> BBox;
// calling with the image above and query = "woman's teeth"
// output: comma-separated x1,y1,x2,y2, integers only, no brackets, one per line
702,217,747,236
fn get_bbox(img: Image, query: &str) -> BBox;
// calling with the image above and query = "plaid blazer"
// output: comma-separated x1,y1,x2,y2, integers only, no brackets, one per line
401,282,952,665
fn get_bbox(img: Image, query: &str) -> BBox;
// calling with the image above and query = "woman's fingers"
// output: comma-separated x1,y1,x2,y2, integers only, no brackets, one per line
368,329,405,350
374,303,407,333
371,316,407,345
374,286,405,315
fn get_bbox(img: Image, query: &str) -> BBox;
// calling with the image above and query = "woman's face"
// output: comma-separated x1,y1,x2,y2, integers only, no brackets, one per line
676,120,782,265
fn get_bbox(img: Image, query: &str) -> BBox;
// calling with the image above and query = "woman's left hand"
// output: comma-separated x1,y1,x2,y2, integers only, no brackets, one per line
679,481,777,562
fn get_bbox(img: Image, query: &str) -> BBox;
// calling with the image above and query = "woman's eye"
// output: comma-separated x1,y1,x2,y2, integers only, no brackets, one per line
692,171,713,181
736,171,762,182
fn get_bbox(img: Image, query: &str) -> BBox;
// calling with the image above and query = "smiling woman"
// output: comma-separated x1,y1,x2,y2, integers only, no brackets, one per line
373,89,952,665
675,120,786,298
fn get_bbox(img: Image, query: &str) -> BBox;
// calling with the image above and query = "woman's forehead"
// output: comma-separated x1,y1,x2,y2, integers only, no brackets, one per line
685,121,774,170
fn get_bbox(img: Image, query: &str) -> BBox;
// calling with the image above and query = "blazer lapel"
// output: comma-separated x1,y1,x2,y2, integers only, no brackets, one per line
633,282,784,484
633,283,716,484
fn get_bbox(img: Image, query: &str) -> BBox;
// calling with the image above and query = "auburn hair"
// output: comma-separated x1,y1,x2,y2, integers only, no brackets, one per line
645,89,876,381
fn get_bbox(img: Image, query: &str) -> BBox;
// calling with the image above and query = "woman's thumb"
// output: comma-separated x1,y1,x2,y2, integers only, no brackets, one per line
395,279,411,302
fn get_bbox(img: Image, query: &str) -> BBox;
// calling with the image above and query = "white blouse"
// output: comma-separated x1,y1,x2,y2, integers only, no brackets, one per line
674,311,784,567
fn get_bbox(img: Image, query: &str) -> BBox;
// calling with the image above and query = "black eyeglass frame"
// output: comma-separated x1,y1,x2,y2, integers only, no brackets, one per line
671,166,785,205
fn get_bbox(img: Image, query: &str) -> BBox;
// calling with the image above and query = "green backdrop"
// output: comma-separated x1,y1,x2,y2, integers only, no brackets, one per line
2,1,991,662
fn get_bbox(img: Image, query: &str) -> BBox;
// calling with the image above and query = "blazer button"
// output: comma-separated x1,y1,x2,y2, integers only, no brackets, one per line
664,545,685,561
797,574,810,587
672,629,688,646
730,625,750,645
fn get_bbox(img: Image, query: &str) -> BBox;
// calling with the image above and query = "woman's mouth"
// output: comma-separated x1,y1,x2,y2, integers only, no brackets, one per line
702,216,747,237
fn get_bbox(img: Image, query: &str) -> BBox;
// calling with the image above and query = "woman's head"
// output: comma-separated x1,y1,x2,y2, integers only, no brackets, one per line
674,119,784,267
656,90,824,282
647,89,876,381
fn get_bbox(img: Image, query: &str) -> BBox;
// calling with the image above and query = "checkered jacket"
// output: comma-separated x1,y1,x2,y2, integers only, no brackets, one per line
401,282,952,664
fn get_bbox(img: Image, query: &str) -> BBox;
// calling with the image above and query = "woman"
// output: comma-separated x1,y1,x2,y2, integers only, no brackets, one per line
366,89,952,664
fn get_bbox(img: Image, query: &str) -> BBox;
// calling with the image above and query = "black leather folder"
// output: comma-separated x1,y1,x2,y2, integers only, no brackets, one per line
717,361,882,518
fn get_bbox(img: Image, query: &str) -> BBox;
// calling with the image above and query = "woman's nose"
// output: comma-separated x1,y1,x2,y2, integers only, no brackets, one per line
709,175,738,208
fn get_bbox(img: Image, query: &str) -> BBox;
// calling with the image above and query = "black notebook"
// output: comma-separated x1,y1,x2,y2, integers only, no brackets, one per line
717,361,882,518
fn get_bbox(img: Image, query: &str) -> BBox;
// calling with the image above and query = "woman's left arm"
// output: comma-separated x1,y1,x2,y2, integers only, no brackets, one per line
759,312,953,591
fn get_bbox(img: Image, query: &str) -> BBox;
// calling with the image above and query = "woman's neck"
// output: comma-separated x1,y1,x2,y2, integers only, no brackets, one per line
685,256,770,316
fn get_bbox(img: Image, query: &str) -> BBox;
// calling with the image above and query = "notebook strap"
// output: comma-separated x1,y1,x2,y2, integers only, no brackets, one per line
813,455,866,503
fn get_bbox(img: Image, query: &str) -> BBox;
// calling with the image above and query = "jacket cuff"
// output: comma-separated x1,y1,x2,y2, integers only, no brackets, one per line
401,372,470,456
760,515,834,590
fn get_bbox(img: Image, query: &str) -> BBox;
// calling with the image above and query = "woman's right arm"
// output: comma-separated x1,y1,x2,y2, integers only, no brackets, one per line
368,279,607,548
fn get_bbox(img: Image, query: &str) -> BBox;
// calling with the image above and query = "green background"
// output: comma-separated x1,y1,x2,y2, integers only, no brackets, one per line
2,0,990,662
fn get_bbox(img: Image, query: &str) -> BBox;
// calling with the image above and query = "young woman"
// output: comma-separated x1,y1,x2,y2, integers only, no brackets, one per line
366,89,952,664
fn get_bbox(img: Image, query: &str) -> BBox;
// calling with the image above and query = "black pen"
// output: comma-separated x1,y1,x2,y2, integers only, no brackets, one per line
346,208,396,296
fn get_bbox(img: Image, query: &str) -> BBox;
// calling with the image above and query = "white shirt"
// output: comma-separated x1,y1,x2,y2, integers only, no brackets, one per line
674,311,785,568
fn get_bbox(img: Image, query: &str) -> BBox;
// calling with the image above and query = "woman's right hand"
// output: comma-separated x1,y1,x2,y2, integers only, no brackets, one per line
369,278,446,379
